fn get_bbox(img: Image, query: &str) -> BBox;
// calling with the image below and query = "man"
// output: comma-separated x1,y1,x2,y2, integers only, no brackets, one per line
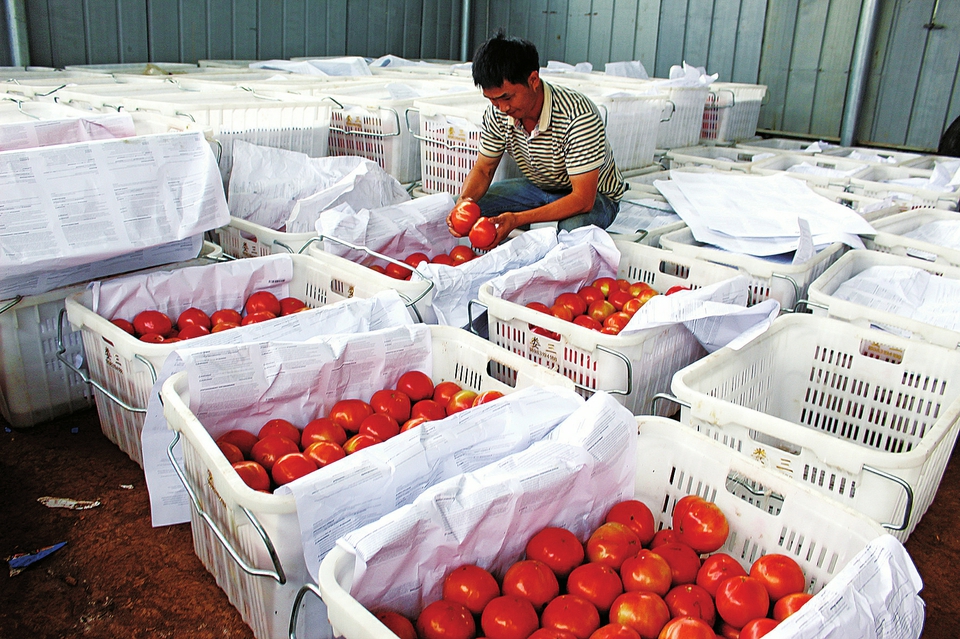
447,32,627,247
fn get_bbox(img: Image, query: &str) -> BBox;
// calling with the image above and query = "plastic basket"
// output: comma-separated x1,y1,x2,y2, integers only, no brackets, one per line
750,153,871,191
736,137,827,155
846,165,960,211
666,144,772,172
898,154,960,170
318,416,889,639
861,208,960,267
216,217,319,259
671,312,960,541
658,226,847,309
806,249,960,349
609,192,686,246
651,84,710,149
818,145,924,166
159,325,576,639
809,186,905,221
700,82,767,143
478,241,740,415
63,62,202,75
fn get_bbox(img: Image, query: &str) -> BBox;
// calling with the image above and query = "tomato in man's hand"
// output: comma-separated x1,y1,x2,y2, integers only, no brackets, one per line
469,218,498,250
450,200,482,236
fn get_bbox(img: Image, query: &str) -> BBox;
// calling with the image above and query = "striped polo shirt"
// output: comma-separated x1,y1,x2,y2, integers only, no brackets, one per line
479,80,628,202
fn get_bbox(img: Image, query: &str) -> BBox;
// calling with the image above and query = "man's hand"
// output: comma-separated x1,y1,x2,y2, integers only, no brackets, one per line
484,211,520,248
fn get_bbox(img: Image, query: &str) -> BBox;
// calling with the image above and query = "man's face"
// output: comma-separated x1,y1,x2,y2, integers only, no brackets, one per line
482,71,541,122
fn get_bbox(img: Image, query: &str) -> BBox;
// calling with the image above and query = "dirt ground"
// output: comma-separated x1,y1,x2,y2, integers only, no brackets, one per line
1,405,959,639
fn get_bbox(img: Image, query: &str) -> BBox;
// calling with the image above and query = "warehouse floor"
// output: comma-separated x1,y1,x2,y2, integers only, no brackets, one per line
0,406,957,639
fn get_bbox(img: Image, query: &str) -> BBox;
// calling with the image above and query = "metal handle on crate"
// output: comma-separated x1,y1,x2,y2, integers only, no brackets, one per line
238,86,284,102
329,105,403,138
288,583,323,639
791,298,827,314
596,103,609,128
772,273,802,312
710,88,736,109
272,239,297,253
212,139,223,166
578,345,633,396
404,106,478,152
660,100,675,123
175,110,196,122
0,295,22,315
55,309,152,414
166,432,287,583
863,464,914,532
651,392,690,413
467,299,488,335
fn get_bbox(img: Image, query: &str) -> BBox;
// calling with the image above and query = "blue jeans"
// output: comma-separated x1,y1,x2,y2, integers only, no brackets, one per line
476,178,620,231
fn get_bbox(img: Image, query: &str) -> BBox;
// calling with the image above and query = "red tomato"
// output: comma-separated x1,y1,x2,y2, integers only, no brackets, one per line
450,201,482,236
530,629,578,639
111,318,136,335
670,495,700,531
565,562,623,614
738,618,779,639
665,286,689,296
608,591,671,639
588,624,641,639
446,390,479,415
301,417,348,447
652,543,701,587
397,370,435,402
615,278,631,291
433,253,457,266
628,282,654,298
258,418,301,446
163,337,183,343
772,592,813,621
217,440,244,465
241,310,276,326
244,291,282,317
374,610,418,639
657,617,715,639
573,315,603,331
577,285,605,307
649,529,679,549
502,559,560,611
469,218,498,250
177,307,212,330
587,300,616,324
749,554,806,602
370,389,412,423
232,460,270,492
216,429,259,458
673,496,729,554
524,526,585,579
586,522,641,570
411,399,447,421
605,500,656,547
416,600,476,639
177,324,211,340
211,308,242,326
717,621,741,639
401,416,429,432
696,553,747,598
607,290,633,312
271,452,317,486
359,413,400,441
664,584,715,626
405,252,430,268
250,435,299,472
329,399,375,432
472,390,504,407
211,321,239,333
133,310,173,337
441,564,500,615
603,312,632,334
551,304,575,322
480,595,538,639
303,441,346,468
433,381,463,406
369,264,387,274
620,549,672,596
449,245,477,264
622,298,644,316
541,595,601,639
715,576,770,630
555,292,588,317
343,433,381,454
279,297,307,315
592,277,618,297
385,261,413,280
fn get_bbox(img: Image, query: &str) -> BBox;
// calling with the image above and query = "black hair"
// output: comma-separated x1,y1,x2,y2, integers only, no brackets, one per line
472,30,541,89
939,115,960,157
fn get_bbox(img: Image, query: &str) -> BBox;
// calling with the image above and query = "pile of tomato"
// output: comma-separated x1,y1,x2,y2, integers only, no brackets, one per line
370,497,813,639
215,370,504,493
109,291,308,343
375,246,479,281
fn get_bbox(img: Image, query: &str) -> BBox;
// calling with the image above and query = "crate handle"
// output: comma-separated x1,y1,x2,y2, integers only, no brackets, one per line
863,464,914,532
404,106,480,153
329,105,402,139
771,273,802,311
708,88,736,109
585,345,633,396
55,309,152,414
660,100,675,123
651,392,690,413
211,139,223,166
272,239,297,253
596,103,609,128
287,582,323,639
166,431,287,584
791,298,826,314
467,299,488,335
0,295,22,315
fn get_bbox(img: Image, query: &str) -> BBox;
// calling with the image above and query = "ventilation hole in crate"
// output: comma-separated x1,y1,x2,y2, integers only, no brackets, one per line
827,551,839,574
330,278,351,298
838,476,847,496
668,465,677,487
660,493,671,517
487,360,518,388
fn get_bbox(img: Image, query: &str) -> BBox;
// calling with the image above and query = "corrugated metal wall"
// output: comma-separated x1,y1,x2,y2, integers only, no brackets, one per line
3,0,959,151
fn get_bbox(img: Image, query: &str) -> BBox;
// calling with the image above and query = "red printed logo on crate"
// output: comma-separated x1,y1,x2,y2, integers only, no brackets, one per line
104,346,124,375
528,336,560,369
345,115,365,131
447,126,468,143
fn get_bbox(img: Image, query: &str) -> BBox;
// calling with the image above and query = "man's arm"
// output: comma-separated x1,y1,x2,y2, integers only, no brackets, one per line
447,153,501,237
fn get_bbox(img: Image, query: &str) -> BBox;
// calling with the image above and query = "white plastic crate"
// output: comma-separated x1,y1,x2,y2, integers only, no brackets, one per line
63,62,202,75
809,186,905,221
658,226,847,309
478,241,740,415
666,144,772,172
862,208,960,267
318,417,893,639
700,82,767,143
160,325,576,639
897,153,959,170
818,145,923,166
216,217,319,258
736,137,827,155
847,165,960,210
672,312,960,541
609,192,686,246
806,249,960,349
651,84,710,149
750,153,871,191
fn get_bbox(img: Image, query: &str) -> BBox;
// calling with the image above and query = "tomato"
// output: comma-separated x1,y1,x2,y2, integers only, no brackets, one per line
530,629,578,639
565,562,623,614
603,312,632,334
749,554,806,602
163,336,183,343
714,576,770,629
401,416,429,432
232,460,270,492
607,289,633,312
587,300,616,324
416,600,476,639
480,595,538,639
468,218,498,250
244,291,282,317
343,433,381,454
303,441,346,468
541,595,601,639
404,252,429,269
250,434,299,472
258,418,301,446
588,624,641,639
111,318,136,335
524,526,585,579
359,413,400,441
577,285,605,307
271,452,317,486
664,584,715,626
772,592,813,621
717,621,741,639
573,315,603,331
673,496,729,554
411,399,447,421
241,310,277,326
385,261,413,280
592,277,618,297
657,617,715,639
432,253,457,266
450,200,482,236
738,618,778,639
374,610,418,639
211,308,242,326
608,591,671,639
551,304,574,322
397,370,435,402
472,390,504,407
605,500,656,546
133,310,173,337
177,307,211,330
442,564,500,615
665,286,689,296
502,559,560,611
279,297,307,315
649,529,679,549
216,429,259,458
620,549,672,596
369,264,387,274
370,389,412,423
177,324,211,340
329,399,375,432
217,440,244,465
652,543,701,587
696,553,746,598
433,381,463,406
211,321,239,333
622,298,644,316
446,390,479,415
449,245,477,264
586,522,641,570
555,292,588,317
628,282,654,298
301,417,348,447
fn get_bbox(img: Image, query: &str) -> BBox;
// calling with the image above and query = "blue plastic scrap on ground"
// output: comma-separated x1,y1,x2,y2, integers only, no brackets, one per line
7,541,67,576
